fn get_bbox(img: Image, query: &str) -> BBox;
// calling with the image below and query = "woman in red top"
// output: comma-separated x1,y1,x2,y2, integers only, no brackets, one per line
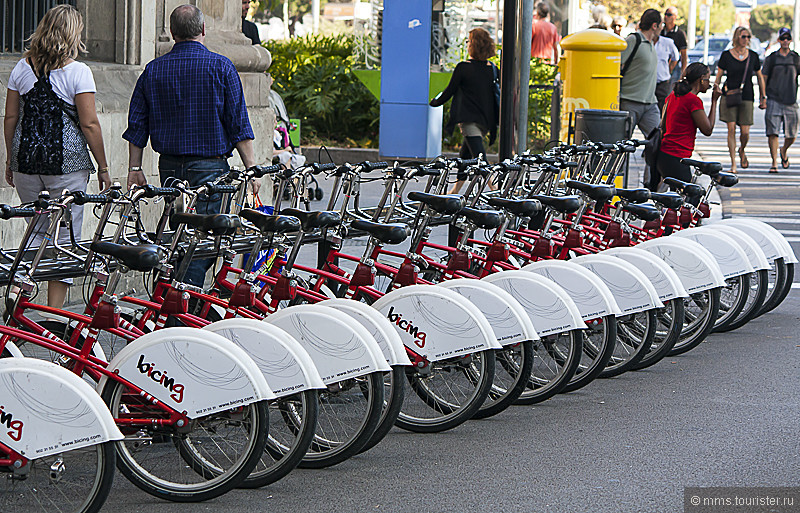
655,62,722,187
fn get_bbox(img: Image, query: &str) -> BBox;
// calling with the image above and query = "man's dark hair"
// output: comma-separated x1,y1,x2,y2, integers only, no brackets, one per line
170,4,204,41
639,9,661,32
536,1,549,18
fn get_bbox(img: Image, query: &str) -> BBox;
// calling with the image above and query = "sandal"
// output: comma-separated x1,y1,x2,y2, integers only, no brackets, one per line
738,148,750,169
770,166,779,173
781,150,790,169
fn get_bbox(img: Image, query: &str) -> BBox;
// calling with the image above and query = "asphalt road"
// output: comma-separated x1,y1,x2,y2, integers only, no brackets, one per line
101,291,800,512
98,144,800,512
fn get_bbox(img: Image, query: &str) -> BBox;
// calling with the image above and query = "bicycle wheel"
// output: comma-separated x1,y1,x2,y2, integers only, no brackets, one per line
599,309,657,378
0,442,115,513
764,261,794,315
712,274,749,332
755,257,788,318
515,330,582,405
630,298,685,370
473,340,534,419
561,316,616,393
240,389,318,488
716,269,768,333
359,366,406,454
395,349,495,433
101,379,268,502
299,371,383,469
668,287,721,356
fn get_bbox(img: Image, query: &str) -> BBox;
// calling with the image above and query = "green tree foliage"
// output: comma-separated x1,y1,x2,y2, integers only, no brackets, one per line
266,36,556,150
266,34,380,147
604,0,735,38
749,5,792,42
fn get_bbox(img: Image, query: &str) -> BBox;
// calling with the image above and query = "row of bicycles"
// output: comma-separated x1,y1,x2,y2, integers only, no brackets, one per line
0,138,794,512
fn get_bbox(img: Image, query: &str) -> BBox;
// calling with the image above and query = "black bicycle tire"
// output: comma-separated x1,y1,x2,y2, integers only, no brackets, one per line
668,287,721,356
630,298,685,370
473,340,535,419
298,371,383,469
712,274,750,332
716,269,768,332
101,379,269,502
599,308,657,378
561,315,617,393
395,349,495,433
515,330,582,405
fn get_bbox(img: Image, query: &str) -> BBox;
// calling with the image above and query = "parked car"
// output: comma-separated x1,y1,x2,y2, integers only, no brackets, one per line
687,36,729,73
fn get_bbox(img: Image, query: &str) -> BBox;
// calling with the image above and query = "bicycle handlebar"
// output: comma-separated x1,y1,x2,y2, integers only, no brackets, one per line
140,185,181,199
71,191,112,205
456,157,480,169
206,184,239,195
249,164,283,178
311,162,337,174
360,161,389,172
0,205,37,220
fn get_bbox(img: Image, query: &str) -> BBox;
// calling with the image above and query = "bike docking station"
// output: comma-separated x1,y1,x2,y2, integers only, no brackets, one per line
0,142,796,512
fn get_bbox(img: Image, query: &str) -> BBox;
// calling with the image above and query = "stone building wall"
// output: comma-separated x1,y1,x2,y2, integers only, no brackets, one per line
0,0,275,253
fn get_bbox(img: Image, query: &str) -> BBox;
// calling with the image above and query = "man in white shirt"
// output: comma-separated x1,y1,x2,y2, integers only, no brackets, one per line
654,32,680,111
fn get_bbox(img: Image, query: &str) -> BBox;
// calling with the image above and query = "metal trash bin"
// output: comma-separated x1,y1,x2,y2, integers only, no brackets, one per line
574,108,633,187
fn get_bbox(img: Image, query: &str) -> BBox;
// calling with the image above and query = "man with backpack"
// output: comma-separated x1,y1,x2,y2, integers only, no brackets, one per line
619,9,663,186
763,27,800,173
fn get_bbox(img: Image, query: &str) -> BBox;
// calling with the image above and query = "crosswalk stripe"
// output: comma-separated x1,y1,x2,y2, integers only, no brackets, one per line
727,215,800,224
728,181,800,186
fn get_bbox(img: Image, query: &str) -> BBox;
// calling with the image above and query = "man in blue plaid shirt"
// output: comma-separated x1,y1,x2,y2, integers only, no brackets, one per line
123,4,258,287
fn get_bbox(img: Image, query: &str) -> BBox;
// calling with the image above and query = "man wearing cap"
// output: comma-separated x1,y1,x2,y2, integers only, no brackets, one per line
762,28,800,173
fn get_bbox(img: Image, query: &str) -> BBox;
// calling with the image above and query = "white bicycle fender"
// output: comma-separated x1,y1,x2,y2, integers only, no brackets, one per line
321,298,412,366
603,247,688,301
481,270,586,335
521,260,622,319
717,218,798,264
264,304,391,383
438,279,538,345
371,284,500,361
706,226,770,271
1,340,23,358
0,358,123,459
673,228,754,278
715,219,783,262
638,236,727,292
202,319,326,398
98,327,274,419
572,254,664,314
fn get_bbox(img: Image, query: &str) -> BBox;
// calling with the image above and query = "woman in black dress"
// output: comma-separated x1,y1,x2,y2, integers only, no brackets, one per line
714,26,766,173
430,27,499,193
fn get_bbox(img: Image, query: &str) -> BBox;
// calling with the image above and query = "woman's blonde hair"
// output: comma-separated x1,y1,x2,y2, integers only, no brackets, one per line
468,28,496,61
24,4,86,75
731,26,751,50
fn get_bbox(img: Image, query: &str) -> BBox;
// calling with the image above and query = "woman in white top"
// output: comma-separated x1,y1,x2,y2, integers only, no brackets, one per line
3,4,110,307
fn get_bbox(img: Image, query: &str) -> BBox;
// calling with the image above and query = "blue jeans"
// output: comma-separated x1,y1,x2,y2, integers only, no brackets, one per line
159,155,230,287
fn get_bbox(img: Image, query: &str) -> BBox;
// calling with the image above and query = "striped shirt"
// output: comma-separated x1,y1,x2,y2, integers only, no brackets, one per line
123,41,254,157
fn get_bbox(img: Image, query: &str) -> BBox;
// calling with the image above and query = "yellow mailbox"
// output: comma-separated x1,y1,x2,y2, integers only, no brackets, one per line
559,29,627,139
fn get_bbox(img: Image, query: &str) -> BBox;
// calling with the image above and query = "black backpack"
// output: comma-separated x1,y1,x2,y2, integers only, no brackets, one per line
16,60,79,175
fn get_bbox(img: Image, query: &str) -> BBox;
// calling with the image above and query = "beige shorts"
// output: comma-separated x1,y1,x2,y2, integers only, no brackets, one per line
719,99,754,126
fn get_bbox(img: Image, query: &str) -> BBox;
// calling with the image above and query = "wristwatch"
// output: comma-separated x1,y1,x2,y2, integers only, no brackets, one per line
129,166,143,172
